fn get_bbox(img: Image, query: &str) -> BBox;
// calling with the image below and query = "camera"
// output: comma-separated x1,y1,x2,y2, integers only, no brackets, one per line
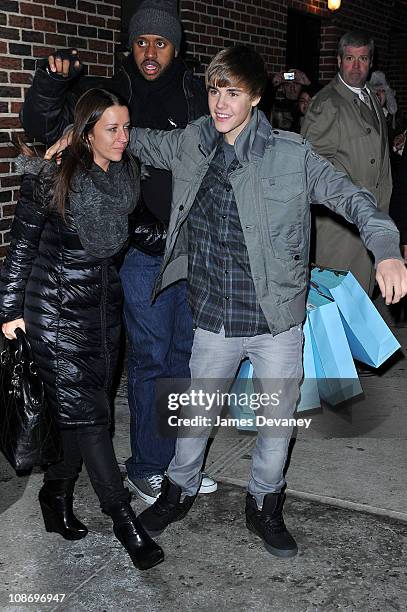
283,72,295,81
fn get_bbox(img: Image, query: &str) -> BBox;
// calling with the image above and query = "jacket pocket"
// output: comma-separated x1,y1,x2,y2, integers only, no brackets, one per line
262,172,304,203
261,173,305,252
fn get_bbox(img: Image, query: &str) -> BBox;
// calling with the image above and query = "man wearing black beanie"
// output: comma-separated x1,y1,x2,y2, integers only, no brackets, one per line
20,0,217,505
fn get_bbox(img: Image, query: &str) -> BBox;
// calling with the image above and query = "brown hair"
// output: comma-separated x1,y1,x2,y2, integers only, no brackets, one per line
205,46,268,100
52,88,130,216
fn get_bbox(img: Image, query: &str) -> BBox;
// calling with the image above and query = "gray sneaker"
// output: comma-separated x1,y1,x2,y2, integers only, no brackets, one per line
127,474,164,505
199,472,218,494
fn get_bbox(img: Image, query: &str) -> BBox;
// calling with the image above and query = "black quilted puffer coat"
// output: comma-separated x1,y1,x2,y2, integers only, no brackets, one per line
0,164,128,428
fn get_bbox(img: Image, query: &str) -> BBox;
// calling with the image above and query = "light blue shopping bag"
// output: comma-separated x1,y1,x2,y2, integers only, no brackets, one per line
298,316,321,412
228,318,320,431
307,286,362,406
311,267,400,367
228,359,257,431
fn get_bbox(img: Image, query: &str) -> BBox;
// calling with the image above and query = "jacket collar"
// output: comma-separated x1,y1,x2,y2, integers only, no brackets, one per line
333,73,385,136
333,73,362,104
198,108,273,163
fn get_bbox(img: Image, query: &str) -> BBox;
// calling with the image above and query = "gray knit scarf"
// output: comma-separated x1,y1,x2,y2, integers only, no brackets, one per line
15,155,139,259
70,159,139,258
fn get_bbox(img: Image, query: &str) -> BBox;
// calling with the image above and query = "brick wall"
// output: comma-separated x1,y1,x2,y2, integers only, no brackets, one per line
1,0,407,256
179,0,401,86
180,0,330,77
0,0,121,258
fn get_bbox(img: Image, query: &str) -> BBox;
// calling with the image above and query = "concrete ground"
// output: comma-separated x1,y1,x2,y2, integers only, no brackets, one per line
1,298,406,611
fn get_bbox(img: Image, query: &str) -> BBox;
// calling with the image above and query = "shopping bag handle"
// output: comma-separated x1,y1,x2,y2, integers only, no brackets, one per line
310,263,347,276
309,281,335,302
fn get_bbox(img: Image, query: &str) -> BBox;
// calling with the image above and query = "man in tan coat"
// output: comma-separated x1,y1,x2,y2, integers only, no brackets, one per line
302,31,393,294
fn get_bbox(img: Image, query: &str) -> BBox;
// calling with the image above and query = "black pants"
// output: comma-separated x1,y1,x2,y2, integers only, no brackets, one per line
45,424,129,511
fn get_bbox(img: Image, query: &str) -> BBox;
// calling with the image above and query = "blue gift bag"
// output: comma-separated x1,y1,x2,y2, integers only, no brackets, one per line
228,319,320,431
228,360,257,431
298,317,321,412
311,267,400,367
307,287,362,405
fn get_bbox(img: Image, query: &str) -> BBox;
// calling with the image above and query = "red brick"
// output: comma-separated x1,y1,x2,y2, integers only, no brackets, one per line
87,15,105,27
0,117,21,129
97,3,113,16
0,146,18,158
97,52,111,65
10,72,32,85
1,175,21,188
0,163,10,173
20,2,43,17
78,50,98,63
8,15,33,29
78,1,96,13
89,39,108,52
44,6,66,20
11,101,22,114
45,33,68,47
66,11,84,24
0,57,21,70
88,64,108,77
34,19,57,33
0,26,20,40
2,204,16,217
32,46,59,57
106,18,120,30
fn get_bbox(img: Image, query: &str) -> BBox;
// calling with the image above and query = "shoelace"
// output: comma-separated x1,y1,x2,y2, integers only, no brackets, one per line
263,514,286,534
147,474,163,492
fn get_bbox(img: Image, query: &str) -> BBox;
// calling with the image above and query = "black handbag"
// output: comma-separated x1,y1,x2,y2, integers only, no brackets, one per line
0,328,61,471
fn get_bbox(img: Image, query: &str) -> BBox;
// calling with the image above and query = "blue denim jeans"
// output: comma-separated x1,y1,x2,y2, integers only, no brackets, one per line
167,325,303,507
120,248,193,479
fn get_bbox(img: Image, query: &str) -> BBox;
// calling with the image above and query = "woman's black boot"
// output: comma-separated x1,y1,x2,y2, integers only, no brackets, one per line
107,501,164,570
39,478,88,540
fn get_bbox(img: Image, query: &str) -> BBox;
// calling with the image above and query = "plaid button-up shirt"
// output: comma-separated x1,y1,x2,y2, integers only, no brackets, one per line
187,140,270,337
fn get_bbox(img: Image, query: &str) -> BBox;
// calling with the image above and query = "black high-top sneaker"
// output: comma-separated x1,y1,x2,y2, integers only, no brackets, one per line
245,491,298,558
138,476,196,537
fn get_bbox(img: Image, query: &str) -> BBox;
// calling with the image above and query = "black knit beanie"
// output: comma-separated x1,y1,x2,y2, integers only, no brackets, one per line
128,0,182,51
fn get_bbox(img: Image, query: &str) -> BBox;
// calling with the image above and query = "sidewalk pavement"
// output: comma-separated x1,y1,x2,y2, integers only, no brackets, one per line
1,298,406,611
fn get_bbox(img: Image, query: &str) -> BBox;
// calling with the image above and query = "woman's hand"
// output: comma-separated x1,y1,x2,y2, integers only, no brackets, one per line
2,318,26,340
44,130,73,163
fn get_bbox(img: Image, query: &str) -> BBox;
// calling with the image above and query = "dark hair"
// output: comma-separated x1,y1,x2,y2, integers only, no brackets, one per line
337,31,375,60
205,45,268,99
52,88,130,216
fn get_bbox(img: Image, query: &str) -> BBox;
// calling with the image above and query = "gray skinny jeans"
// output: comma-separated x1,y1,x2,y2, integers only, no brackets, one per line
167,325,303,507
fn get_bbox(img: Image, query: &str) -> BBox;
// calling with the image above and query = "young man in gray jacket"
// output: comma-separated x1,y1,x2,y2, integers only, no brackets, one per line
48,46,407,559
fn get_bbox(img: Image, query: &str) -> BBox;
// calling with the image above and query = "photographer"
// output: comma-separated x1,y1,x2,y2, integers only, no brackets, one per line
270,68,311,130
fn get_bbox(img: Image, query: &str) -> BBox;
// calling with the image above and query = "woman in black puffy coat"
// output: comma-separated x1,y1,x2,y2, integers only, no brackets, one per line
0,88,163,570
